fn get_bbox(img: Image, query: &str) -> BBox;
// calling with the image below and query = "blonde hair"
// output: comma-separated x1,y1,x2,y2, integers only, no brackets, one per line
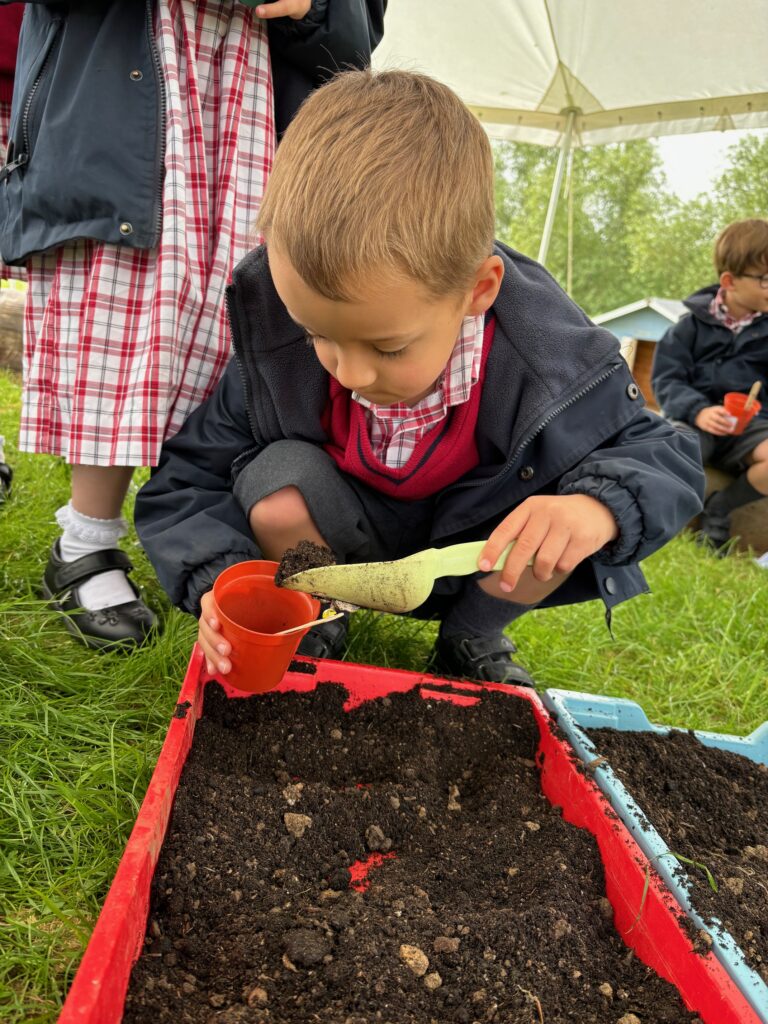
257,69,495,301
714,218,768,276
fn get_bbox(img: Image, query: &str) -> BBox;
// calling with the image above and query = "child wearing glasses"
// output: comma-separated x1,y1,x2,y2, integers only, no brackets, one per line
652,218,768,552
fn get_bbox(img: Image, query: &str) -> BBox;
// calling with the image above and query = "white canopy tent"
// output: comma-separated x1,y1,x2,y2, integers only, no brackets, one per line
373,1,768,264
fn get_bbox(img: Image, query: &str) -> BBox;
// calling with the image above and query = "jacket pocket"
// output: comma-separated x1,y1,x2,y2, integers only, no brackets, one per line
2,17,63,182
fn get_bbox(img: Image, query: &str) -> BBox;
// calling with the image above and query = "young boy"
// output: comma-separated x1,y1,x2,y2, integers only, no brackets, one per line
652,219,768,551
135,69,703,686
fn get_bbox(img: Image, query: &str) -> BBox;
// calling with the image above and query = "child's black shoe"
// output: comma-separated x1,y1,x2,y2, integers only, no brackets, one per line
0,434,12,503
296,607,350,659
0,461,11,503
42,540,158,650
431,632,535,687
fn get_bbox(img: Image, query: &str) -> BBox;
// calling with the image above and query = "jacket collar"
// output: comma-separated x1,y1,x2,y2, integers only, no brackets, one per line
228,242,627,462
683,282,768,336
684,283,726,326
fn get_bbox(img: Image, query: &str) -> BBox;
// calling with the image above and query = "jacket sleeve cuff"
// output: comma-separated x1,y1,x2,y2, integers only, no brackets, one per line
182,551,260,617
684,400,709,426
559,474,645,565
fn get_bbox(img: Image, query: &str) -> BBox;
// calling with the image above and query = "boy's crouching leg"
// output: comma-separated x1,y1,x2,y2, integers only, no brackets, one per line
249,487,349,659
248,486,329,561
430,568,570,688
235,441,388,662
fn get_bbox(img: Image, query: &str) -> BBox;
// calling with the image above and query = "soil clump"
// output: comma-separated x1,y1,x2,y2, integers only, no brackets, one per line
124,683,700,1023
274,541,336,588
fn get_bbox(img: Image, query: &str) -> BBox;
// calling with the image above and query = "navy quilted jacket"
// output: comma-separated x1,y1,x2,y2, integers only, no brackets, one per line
135,243,704,615
0,0,385,263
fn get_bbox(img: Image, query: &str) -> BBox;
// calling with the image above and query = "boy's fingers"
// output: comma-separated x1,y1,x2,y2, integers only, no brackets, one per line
198,612,231,671
479,507,530,570
199,633,231,674
199,617,220,645
255,2,286,17
531,527,570,581
555,544,585,575
198,632,217,665
500,518,549,591
200,593,217,626
255,0,308,18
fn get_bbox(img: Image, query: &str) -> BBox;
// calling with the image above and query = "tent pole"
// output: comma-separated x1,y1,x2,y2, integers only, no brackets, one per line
566,146,574,294
537,108,577,267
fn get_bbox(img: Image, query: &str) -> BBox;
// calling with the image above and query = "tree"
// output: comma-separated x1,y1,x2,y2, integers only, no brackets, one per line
494,138,671,314
713,134,768,223
494,131,768,316
627,194,717,300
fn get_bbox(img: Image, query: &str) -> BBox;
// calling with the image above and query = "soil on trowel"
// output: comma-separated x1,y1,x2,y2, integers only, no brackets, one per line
274,541,336,588
590,726,768,982
124,684,700,1023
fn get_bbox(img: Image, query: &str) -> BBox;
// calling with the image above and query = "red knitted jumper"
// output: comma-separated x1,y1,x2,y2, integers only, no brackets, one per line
321,317,495,499
0,7,23,106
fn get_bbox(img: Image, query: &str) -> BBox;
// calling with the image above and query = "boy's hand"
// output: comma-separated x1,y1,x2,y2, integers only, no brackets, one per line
479,494,620,592
249,0,312,18
694,405,736,436
198,590,232,676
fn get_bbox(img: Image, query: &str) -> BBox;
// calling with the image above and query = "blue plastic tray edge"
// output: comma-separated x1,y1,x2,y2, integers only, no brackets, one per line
542,688,768,1022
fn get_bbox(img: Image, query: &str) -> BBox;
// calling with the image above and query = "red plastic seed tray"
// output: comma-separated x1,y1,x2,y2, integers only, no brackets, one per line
57,648,759,1023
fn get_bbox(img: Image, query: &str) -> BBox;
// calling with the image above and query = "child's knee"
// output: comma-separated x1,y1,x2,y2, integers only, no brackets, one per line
249,486,311,533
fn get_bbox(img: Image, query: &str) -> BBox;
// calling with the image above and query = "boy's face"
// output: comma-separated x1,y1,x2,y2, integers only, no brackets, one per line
268,247,503,407
721,266,768,318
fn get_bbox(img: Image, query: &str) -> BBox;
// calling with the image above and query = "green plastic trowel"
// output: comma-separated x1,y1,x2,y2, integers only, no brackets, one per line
280,540,518,614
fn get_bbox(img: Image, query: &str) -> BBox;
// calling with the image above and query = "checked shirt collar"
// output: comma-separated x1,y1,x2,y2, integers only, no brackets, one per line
709,287,762,334
352,314,485,470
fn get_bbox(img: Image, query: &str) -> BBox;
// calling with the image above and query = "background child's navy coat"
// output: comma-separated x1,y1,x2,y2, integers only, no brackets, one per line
652,285,768,425
135,243,704,616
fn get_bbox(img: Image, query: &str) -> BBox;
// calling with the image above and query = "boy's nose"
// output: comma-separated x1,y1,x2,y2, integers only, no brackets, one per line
334,354,377,392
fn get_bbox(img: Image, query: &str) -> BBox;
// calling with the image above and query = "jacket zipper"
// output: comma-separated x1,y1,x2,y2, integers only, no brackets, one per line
21,28,60,160
146,0,166,242
448,361,622,493
227,288,262,442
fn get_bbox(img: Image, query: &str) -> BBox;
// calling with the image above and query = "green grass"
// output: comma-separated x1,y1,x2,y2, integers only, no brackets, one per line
1,366,767,1021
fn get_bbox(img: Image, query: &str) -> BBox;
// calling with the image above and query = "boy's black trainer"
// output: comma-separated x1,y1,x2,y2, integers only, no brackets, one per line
431,632,535,688
297,607,350,660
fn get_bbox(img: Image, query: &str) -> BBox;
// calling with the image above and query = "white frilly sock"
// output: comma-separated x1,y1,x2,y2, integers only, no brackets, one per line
55,502,136,611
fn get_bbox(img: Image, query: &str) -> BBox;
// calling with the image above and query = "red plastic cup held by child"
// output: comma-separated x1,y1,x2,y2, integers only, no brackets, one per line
210,560,320,693
723,392,762,435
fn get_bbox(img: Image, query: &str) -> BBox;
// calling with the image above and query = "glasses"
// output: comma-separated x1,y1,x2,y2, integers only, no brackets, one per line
739,272,768,289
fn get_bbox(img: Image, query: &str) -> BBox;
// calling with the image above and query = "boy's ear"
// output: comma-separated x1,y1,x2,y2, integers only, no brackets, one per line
467,255,504,315
720,270,736,290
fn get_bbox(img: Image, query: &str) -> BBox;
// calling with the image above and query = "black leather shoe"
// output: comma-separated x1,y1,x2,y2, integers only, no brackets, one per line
42,541,158,650
0,461,11,502
431,632,535,687
297,608,349,659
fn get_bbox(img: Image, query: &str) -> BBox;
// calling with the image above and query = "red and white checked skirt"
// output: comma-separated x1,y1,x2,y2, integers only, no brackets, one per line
0,99,25,282
19,0,274,466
